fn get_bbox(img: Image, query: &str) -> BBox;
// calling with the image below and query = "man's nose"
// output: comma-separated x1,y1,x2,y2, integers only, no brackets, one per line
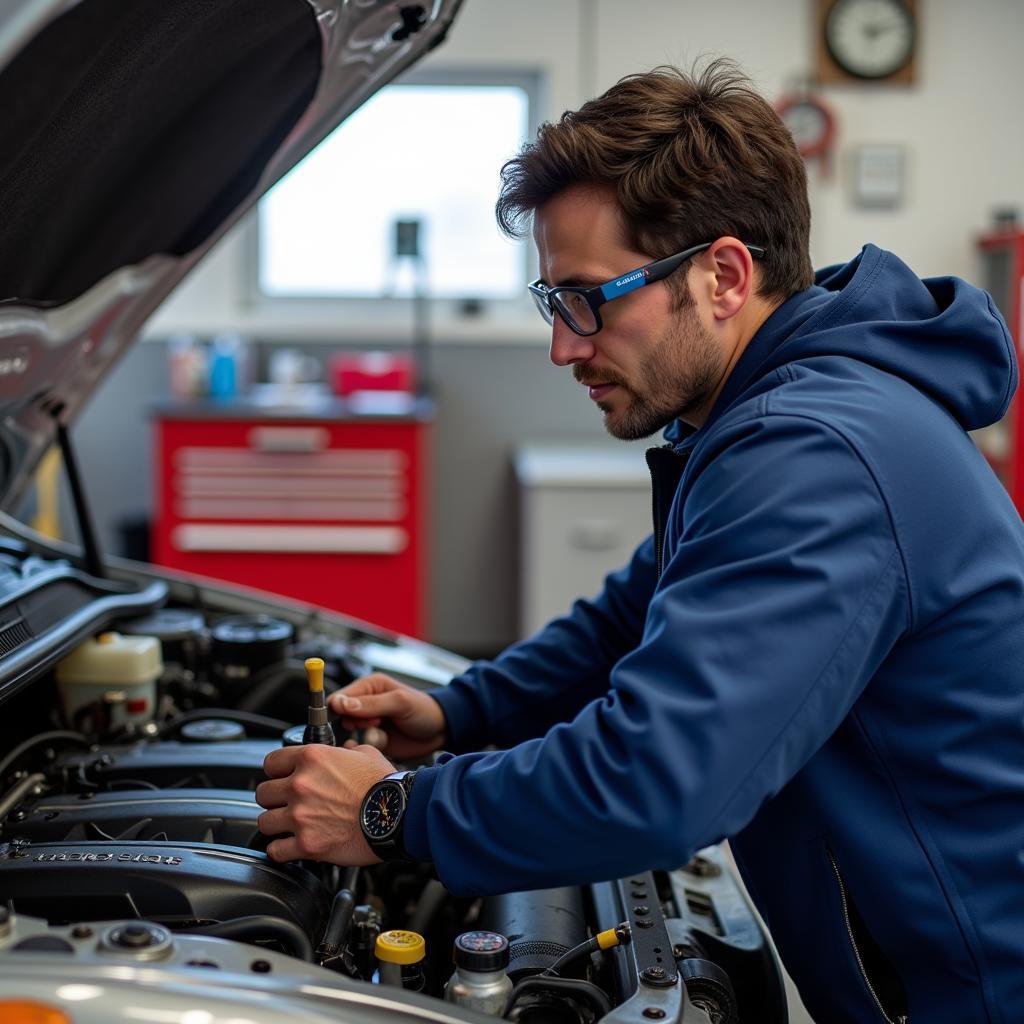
549,316,597,367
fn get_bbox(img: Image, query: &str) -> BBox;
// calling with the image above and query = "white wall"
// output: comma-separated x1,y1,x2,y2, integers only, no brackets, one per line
149,0,1024,341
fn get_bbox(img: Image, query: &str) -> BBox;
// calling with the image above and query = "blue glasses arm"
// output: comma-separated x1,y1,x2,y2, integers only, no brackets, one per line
598,270,649,302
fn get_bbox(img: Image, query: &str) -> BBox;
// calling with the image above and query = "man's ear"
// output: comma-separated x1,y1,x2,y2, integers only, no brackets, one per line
699,237,756,322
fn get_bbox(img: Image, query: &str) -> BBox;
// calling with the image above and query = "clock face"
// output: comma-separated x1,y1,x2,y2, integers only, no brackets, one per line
361,782,405,839
825,0,915,80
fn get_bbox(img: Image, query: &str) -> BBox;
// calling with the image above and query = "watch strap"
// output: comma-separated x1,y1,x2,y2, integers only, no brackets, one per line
361,769,416,862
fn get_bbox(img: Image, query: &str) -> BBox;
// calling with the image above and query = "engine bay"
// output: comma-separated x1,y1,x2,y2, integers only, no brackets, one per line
0,538,787,1024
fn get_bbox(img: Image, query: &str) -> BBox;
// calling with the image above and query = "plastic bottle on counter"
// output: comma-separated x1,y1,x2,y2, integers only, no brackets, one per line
168,335,204,399
208,333,244,401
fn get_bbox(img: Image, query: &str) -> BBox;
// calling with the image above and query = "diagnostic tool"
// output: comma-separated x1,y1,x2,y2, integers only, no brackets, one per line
301,657,336,746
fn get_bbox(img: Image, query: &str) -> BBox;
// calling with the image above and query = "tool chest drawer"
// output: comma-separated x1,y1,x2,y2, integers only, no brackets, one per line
153,413,430,637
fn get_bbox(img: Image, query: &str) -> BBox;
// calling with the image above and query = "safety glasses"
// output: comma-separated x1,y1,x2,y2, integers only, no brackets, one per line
528,241,767,336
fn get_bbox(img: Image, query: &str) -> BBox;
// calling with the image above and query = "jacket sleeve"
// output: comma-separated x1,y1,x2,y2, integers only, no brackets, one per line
403,414,911,894
430,535,657,752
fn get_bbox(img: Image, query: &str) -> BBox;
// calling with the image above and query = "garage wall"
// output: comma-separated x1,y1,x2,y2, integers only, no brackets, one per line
69,0,1024,656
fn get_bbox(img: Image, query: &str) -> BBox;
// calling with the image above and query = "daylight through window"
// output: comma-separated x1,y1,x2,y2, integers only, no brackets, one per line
258,83,531,301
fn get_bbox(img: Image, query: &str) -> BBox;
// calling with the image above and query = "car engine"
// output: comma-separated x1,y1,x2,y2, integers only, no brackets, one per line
0,539,787,1024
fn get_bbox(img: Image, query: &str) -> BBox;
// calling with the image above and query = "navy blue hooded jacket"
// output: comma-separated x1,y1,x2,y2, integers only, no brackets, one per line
403,245,1024,1023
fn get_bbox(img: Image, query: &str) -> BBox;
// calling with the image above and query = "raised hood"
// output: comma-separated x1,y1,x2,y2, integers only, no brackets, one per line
0,0,462,513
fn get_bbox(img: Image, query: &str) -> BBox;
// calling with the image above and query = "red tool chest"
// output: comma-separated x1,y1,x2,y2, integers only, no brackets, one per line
976,228,1024,508
152,402,431,637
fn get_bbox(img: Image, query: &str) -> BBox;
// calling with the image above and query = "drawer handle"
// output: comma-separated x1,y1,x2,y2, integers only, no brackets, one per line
247,426,329,452
172,524,407,554
567,519,621,551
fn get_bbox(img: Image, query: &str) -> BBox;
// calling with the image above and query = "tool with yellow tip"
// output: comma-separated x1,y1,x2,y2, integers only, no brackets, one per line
302,656,335,745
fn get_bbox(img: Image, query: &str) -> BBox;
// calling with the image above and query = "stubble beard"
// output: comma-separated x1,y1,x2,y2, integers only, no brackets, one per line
581,311,724,441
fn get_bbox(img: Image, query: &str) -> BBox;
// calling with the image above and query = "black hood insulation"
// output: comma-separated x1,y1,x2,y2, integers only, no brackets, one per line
0,0,322,306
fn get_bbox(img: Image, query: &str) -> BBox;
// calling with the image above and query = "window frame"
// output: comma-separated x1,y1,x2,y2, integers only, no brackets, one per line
243,66,543,330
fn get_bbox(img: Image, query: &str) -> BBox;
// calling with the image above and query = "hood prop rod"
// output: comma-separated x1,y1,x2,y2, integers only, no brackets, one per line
56,421,105,579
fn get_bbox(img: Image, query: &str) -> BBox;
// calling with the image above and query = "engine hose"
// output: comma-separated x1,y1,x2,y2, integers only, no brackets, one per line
507,975,613,1020
543,923,630,976
318,888,356,957
0,772,46,821
0,730,90,782
186,915,313,961
408,878,448,935
157,708,292,739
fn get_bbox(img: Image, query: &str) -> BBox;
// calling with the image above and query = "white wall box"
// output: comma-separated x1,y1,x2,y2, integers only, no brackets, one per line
515,445,652,638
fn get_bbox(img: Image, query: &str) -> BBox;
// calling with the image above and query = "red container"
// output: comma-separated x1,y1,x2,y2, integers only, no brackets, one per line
330,352,416,396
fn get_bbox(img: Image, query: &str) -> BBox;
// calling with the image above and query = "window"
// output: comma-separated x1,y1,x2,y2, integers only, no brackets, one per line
256,74,534,303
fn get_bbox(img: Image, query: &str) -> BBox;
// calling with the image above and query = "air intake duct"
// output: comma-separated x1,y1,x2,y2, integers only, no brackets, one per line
481,887,587,979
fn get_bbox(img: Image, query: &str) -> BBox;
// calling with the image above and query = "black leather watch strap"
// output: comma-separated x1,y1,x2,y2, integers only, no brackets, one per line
359,769,416,862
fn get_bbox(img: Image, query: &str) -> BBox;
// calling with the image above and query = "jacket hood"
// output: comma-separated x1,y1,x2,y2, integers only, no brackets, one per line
667,244,1016,444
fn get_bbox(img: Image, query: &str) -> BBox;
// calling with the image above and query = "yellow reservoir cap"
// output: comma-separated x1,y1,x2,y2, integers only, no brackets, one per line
375,929,426,964
0,1001,72,1024
304,657,325,693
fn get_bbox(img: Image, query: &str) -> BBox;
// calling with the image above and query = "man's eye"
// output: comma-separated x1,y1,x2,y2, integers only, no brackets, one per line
565,292,589,314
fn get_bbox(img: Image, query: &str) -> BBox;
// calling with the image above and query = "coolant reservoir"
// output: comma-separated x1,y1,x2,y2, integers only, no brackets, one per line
56,631,162,731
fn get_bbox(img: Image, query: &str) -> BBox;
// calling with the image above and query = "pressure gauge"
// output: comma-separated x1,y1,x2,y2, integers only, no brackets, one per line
776,93,836,161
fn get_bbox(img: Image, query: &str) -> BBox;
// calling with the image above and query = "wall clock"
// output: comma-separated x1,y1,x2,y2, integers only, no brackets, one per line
817,0,917,85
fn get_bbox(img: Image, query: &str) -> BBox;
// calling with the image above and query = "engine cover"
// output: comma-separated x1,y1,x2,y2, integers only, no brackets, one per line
7,788,267,848
0,840,329,936
55,739,277,790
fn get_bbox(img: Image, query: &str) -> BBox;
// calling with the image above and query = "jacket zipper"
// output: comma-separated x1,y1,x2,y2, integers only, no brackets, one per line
651,471,665,579
646,445,689,580
826,849,908,1024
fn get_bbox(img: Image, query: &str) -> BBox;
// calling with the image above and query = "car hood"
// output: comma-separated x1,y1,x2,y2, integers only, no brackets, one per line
0,0,462,514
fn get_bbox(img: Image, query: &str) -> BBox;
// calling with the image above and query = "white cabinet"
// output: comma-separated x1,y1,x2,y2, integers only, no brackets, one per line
515,445,652,638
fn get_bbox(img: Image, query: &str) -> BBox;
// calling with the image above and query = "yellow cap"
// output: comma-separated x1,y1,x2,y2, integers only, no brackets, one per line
304,657,325,693
0,1001,72,1024
375,929,426,965
97,632,118,644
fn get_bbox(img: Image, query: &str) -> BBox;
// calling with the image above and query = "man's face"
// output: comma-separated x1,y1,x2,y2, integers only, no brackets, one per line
533,185,725,440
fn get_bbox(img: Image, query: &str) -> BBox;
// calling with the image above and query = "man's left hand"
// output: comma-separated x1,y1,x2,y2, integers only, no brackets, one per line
255,742,395,865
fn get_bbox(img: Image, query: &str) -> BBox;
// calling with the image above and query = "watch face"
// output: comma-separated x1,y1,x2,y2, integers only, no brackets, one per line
825,0,915,80
361,782,405,840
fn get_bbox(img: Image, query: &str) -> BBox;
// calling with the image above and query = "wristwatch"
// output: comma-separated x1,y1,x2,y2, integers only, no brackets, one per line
359,769,416,862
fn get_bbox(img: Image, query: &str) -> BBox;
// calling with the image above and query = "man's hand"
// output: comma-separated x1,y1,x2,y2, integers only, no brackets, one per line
255,743,395,865
328,673,447,760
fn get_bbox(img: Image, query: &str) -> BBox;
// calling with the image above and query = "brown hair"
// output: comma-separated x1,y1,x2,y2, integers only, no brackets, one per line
496,59,813,302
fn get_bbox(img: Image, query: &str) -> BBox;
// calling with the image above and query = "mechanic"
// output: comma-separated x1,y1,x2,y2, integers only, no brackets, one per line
256,60,1024,1022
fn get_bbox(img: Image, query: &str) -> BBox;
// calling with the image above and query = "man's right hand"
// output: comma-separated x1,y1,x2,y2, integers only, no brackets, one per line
328,673,447,760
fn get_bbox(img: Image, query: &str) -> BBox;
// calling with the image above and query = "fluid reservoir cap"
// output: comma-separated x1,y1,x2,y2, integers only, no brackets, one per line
180,719,246,743
211,614,293,646
210,615,294,687
282,724,306,747
376,930,426,965
454,931,510,972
